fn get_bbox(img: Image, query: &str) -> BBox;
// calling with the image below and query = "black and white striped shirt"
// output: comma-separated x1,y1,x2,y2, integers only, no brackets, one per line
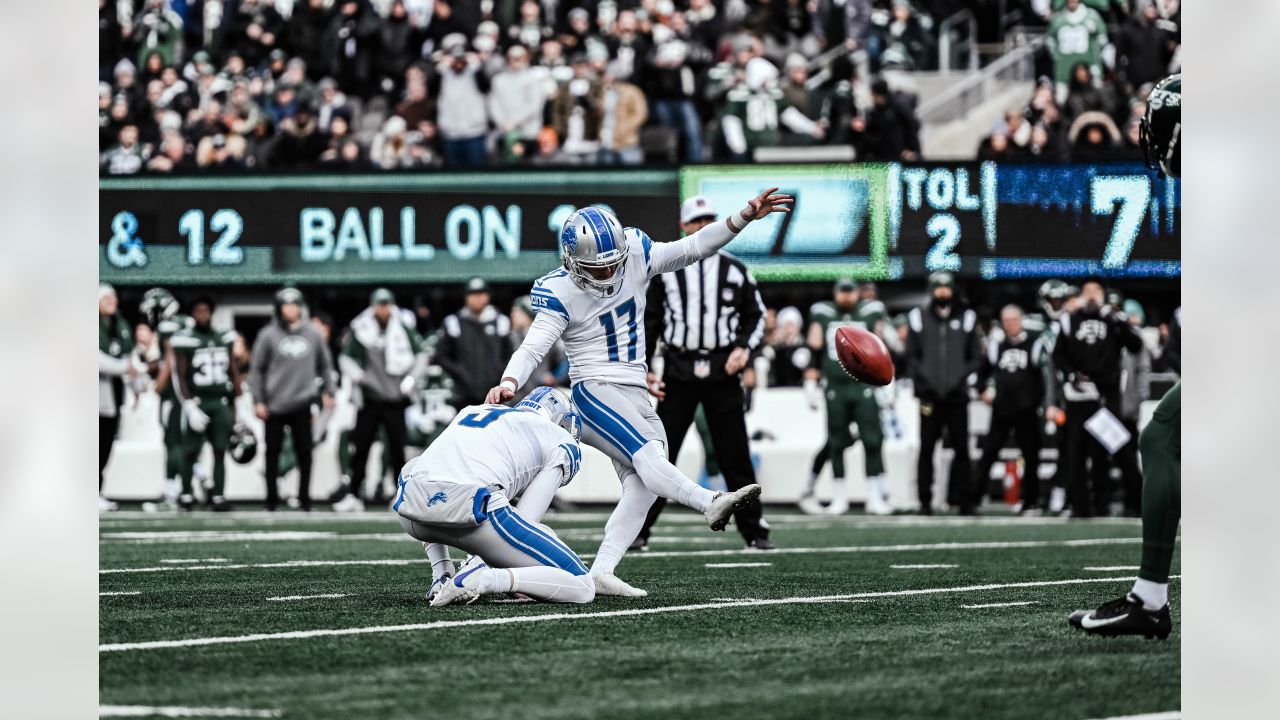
645,251,766,359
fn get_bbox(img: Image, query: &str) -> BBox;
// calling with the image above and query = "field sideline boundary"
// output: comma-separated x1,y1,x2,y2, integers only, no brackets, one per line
99,575,1179,653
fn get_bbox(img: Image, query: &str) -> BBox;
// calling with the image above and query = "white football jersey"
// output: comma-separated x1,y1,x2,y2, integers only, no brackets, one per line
402,405,581,499
530,228,663,388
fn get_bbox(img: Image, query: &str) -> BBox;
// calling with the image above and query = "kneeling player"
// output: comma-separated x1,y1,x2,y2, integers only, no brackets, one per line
394,387,594,606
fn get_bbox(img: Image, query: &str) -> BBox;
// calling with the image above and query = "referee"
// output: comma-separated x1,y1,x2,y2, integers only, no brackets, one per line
635,195,774,550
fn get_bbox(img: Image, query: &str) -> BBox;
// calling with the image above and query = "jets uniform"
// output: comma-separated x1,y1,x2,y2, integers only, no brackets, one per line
394,388,593,605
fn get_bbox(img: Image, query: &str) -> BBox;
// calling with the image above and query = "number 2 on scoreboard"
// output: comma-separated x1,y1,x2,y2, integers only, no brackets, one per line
1091,176,1150,269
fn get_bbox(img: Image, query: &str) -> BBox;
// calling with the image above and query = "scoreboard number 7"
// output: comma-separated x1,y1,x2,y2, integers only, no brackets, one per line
1091,175,1151,269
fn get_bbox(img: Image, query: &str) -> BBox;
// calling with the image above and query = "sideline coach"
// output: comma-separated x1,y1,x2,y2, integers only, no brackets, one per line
636,195,774,550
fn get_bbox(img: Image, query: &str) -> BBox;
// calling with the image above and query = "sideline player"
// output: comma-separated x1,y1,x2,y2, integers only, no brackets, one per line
1069,74,1180,638
485,189,793,597
139,287,192,510
395,387,593,606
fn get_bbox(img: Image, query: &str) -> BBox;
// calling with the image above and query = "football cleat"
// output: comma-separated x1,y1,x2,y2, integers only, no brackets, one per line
826,498,850,515
705,484,762,531
865,494,894,516
430,564,487,607
627,536,649,553
332,494,365,513
425,574,453,602
210,495,232,512
746,537,777,551
98,496,119,513
177,493,196,512
797,494,825,516
1068,594,1172,640
591,572,648,597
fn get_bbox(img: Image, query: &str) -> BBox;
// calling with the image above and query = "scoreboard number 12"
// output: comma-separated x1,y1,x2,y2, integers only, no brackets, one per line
178,208,245,266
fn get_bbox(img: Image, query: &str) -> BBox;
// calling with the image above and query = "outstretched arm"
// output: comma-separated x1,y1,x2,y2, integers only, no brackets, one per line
648,187,793,275
487,311,569,404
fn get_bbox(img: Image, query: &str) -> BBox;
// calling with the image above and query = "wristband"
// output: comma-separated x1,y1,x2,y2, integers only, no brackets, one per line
500,378,517,393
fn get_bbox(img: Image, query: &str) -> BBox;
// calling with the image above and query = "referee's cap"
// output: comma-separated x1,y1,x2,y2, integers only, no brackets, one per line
680,196,718,224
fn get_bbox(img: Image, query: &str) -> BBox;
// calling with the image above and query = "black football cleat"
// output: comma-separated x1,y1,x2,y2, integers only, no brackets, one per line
747,537,777,551
1068,594,1172,640
627,536,649,553
177,493,196,512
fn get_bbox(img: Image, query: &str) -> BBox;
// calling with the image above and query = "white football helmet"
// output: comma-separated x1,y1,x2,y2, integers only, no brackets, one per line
560,206,628,298
515,386,582,441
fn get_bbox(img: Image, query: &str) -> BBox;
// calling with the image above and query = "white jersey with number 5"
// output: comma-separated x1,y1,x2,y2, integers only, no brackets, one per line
400,405,581,500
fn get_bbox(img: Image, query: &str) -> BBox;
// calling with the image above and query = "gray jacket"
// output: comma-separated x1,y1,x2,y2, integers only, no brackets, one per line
1119,346,1151,421
249,321,336,415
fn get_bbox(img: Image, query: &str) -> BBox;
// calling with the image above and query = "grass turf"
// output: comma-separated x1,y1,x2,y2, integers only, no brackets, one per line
100,508,1179,719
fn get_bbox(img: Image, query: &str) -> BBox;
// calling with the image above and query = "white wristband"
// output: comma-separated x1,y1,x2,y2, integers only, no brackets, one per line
500,379,517,393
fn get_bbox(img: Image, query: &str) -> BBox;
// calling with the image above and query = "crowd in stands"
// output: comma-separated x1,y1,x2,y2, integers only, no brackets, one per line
977,0,1181,162
99,0,949,173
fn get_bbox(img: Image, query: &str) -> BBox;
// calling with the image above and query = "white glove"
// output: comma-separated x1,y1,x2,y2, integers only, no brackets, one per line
399,374,417,397
803,378,823,411
182,399,210,433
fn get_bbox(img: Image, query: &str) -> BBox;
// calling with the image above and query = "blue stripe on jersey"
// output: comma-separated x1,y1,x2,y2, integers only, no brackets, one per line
639,230,652,271
571,384,646,457
392,474,408,511
489,507,588,575
530,290,569,319
559,443,581,480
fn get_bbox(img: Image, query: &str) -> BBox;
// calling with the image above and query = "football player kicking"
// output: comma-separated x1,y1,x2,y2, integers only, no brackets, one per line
485,189,793,597
1069,74,1180,639
396,387,594,606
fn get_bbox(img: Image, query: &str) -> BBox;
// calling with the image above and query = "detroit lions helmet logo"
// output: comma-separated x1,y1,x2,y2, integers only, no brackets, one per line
427,492,448,507
561,224,578,253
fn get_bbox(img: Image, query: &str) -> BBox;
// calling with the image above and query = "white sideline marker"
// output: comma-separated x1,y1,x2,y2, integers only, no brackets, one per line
99,575,1177,654
705,562,772,568
160,558,230,564
891,564,958,569
99,706,281,718
1083,566,1141,572
100,591,142,597
961,601,1037,609
1085,712,1179,720
266,593,350,602
100,537,1149,575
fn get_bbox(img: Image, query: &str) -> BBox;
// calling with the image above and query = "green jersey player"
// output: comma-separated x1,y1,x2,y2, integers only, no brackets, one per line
170,296,243,511
140,287,193,507
1070,74,1180,639
798,279,891,515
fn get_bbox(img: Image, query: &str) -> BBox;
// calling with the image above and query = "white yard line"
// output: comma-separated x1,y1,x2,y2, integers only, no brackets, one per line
704,562,772,568
891,564,959,569
99,706,281,718
100,537,1147,575
160,558,230,564
265,593,350,602
99,575,1172,653
1083,566,1141,571
1085,712,1179,720
100,591,143,597
103,531,406,545
961,601,1037,609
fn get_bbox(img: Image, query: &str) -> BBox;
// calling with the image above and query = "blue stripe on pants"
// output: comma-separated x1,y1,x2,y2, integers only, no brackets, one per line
490,507,588,576
576,384,648,449
571,384,646,458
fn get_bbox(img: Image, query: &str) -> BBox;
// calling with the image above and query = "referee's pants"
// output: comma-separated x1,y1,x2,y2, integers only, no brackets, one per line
639,375,767,543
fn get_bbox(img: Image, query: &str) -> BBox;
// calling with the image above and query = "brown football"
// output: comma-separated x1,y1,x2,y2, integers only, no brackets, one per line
834,325,894,386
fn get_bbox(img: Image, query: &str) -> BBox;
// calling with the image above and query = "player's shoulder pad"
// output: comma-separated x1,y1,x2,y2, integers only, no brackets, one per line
858,300,887,317
169,331,200,348
530,269,572,320
624,227,653,270
810,301,836,318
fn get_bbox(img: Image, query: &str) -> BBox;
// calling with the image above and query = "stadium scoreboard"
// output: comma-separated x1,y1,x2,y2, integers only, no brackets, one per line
101,163,1179,285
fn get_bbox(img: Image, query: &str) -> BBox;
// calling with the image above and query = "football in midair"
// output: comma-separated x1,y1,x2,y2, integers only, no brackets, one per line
833,325,894,386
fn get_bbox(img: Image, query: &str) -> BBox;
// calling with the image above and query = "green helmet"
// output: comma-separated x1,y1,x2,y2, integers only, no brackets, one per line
1141,74,1180,177
229,424,258,464
140,287,179,329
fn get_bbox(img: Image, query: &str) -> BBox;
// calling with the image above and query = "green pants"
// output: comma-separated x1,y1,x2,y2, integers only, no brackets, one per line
825,381,885,479
180,399,233,496
1138,381,1181,584
161,398,184,479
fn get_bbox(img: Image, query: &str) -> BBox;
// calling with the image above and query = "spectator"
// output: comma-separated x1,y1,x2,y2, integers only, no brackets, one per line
877,0,932,71
1025,122,1065,160
1067,111,1121,162
101,124,146,175
146,131,195,173
99,283,135,512
394,77,437,138
1045,0,1108,104
316,78,350,133
973,305,1047,515
376,0,416,94
905,272,984,515
436,39,491,167
850,78,920,161
977,128,1018,160
1117,2,1174,93
324,0,379,98
331,289,426,512
718,57,823,161
271,104,329,168
250,288,337,512
100,0,124,81
1064,63,1107,121
646,26,710,162
596,64,648,165
489,45,547,156
604,8,651,83
844,0,874,52
434,277,514,407
1051,279,1143,518
285,0,331,76
551,54,603,163
780,54,825,145
130,0,184,68
225,0,284,69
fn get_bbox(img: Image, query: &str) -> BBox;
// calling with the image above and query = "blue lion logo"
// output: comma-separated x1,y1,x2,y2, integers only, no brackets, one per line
561,224,578,253
427,492,448,507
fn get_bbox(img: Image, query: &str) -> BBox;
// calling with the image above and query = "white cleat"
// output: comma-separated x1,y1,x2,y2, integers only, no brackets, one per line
332,494,365,513
591,572,648,597
705,483,762,531
826,498,850,515
430,565,486,607
98,496,119,513
865,494,894,516
797,494,825,516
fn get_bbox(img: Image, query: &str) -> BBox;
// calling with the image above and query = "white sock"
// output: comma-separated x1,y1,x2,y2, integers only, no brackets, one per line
592,472,656,575
470,567,514,595
425,543,454,579
163,477,179,503
509,567,595,603
832,477,847,506
866,474,887,501
802,472,819,497
632,442,716,512
1131,578,1168,610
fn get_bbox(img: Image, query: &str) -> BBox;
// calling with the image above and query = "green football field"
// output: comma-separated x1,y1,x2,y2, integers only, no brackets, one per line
99,508,1179,720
